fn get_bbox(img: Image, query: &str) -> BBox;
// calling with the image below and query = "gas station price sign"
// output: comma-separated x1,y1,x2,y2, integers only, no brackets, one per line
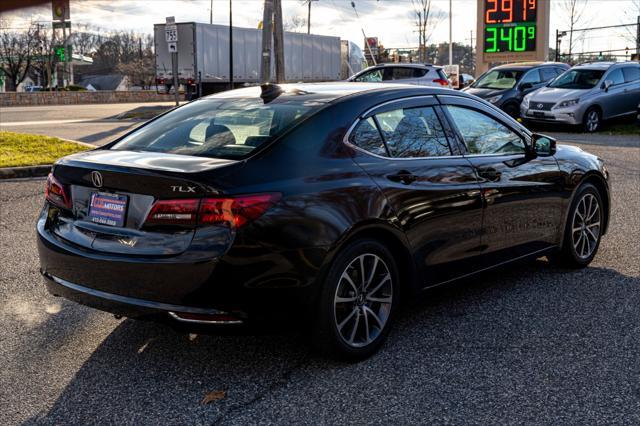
483,0,538,53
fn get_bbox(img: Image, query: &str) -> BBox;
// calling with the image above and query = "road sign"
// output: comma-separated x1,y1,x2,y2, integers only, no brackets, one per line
51,0,70,21
52,21,71,29
165,24,178,43
168,42,178,53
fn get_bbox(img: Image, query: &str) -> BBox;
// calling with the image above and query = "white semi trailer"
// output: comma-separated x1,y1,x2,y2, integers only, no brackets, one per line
153,22,365,96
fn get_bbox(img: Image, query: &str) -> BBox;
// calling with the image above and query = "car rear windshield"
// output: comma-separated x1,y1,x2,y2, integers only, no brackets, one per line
549,69,605,89
472,69,524,89
110,94,321,159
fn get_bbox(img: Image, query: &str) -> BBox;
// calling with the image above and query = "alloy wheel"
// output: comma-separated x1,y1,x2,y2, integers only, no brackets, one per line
571,193,601,259
586,110,600,132
333,253,393,348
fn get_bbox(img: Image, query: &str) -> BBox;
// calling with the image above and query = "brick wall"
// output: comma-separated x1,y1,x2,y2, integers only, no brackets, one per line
0,91,185,107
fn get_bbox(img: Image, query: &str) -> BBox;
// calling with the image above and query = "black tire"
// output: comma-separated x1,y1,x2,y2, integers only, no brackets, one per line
502,102,520,119
583,107,601,133
311,239,399,360
552,183,603,268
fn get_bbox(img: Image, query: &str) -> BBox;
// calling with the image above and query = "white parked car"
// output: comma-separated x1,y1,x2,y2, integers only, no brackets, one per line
348,63,452,89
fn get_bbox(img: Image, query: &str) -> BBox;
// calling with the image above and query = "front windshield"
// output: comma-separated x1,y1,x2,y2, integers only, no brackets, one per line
549,69,605,89
472,70,523,89
111,94,321,159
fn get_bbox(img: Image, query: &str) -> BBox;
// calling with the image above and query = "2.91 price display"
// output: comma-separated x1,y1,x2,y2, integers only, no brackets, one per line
485,0,537,24
485,24,536,53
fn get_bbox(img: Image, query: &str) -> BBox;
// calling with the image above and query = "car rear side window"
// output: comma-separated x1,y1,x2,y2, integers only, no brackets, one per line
446,106,525,155
110,96,317,160
349,117,388,157
375,106,451,158
390,67,416,80
622,66,640,82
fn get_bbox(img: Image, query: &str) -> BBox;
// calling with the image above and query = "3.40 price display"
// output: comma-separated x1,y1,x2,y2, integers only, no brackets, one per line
485,24,536,52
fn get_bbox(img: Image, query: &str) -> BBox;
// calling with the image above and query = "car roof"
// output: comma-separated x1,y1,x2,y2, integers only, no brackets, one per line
205,82,455,104
572,61,632,70
493,61,568,70
363,63,441,70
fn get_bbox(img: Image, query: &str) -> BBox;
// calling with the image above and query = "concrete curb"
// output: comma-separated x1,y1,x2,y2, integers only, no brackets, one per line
0,164,51,179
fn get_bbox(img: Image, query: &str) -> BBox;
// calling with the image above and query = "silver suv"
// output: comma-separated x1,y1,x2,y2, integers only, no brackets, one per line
521,62,640,132
348,63,452,89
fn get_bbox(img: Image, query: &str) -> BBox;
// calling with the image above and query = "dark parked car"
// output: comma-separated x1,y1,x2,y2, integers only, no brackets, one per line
463,62,569,117
38,83,610,359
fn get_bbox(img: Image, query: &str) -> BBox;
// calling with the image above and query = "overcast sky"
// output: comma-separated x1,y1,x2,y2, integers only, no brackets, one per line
2,0,637,55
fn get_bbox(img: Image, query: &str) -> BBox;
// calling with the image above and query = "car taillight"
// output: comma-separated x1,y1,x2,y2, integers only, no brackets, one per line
44,173,71,209
433,78,450,86
144,193,281,228
145,199,200,226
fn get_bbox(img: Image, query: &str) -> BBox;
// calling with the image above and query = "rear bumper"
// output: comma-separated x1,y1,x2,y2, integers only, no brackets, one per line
37,214,325,322
42,271,244,323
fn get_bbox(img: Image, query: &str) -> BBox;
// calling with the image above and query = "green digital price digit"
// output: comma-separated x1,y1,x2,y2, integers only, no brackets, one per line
527,25,535,40
514,25,526,51
486,27,498,52
500,27,513,52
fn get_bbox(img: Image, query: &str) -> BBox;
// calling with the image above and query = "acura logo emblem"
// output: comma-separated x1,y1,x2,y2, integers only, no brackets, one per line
537,103,544,109
91,171,103,188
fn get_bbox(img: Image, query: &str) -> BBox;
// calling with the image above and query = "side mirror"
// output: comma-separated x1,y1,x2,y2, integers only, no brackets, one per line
601,80,613,91
531,133,557,157
519,82,533,91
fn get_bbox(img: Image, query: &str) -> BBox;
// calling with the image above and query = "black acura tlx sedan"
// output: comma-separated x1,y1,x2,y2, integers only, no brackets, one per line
38,83,610,359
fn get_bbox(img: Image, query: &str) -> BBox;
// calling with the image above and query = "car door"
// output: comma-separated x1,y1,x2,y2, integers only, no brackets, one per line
601,68,627,118
347,96,484,286
382,67,421,85
516,69,545,98
540,67,560,85
438,95,564,263
620,65,640,114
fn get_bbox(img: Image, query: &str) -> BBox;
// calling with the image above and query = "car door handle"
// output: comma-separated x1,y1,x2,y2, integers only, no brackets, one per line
477,167,502,182
387,170,418,185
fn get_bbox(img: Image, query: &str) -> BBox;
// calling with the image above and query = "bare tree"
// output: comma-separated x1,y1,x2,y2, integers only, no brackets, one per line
0,21,38,91
31,25,58,88
412,0,445,63
559,0,590,59
621,0,639,49
284,15,307,32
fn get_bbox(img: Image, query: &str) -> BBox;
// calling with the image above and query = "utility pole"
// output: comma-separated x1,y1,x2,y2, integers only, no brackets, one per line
210,0,213,24
636,15,639,56
306,0,317,34
260,0,273,83
448,0,452,65
229,0,233,90
273,0,285,83
351,1,377,66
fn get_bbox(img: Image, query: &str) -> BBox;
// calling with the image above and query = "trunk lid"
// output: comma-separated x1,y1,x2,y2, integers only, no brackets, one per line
49,150,239,256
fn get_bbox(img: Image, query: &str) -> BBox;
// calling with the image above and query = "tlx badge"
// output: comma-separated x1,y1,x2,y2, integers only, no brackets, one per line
171,186,196,193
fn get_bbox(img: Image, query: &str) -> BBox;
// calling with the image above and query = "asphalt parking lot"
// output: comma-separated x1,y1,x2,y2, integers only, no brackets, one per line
0,140,638,424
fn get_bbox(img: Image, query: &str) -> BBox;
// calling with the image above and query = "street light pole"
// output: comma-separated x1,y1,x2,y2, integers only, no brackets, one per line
229,0,233,90
448,0,452,65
